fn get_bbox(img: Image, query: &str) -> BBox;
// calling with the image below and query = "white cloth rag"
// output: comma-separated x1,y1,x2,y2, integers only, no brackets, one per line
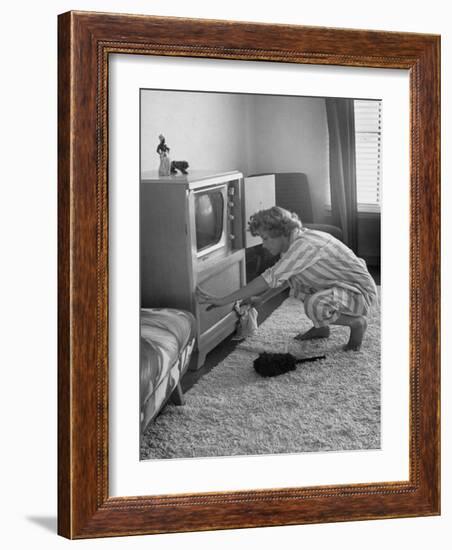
232,301,258,341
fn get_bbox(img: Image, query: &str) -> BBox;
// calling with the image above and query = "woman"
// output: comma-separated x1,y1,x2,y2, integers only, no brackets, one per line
197,206,377,351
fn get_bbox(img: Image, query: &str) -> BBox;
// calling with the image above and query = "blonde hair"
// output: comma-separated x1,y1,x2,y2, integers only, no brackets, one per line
248,206,302,238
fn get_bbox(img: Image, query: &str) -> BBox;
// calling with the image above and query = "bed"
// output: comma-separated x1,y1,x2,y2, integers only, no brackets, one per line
140,308,196,433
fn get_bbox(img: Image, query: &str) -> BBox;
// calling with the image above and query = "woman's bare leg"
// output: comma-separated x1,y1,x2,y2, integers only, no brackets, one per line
333,314,367,351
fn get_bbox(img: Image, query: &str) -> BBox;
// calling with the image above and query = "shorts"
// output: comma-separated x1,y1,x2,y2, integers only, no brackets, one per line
303,286,371,328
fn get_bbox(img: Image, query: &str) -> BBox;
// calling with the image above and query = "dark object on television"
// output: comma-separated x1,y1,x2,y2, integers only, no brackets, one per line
171,160,189,174
253,352,326,377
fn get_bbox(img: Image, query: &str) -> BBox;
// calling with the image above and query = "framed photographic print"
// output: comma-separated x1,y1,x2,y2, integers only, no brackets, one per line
58,11,440,539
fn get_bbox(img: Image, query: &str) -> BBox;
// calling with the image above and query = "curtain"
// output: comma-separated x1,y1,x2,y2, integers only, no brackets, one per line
325,98,358,252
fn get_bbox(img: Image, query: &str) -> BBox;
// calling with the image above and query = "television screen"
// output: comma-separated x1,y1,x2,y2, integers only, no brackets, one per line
195,191,224,252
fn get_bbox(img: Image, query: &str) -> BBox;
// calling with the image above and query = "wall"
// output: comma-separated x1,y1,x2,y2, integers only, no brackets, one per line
141,90,250,174
141,90,330,221
250,95,330,222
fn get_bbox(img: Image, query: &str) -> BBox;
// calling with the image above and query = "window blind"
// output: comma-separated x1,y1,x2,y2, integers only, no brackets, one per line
354,100,382,211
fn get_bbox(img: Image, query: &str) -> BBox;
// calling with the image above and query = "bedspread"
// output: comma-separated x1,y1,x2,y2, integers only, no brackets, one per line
140,308,196,432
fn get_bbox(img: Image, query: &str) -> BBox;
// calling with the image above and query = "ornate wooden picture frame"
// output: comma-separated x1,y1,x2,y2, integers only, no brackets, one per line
58,11,440,539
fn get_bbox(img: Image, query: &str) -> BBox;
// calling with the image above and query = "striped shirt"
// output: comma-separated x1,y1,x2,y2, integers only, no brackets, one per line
261,228,377,308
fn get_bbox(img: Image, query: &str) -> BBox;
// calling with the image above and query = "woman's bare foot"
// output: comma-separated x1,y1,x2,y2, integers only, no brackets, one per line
294,326,330,341
343,317,367,351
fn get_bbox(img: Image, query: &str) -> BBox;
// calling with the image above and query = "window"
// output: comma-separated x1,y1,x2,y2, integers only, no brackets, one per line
354,99,382,212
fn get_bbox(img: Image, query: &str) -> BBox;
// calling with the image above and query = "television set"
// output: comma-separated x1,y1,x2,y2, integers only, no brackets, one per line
140,170,246,368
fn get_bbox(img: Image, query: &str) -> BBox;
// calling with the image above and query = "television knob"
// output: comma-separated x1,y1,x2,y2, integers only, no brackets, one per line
228,214,235,221
228,201,234,208
229,234,236,241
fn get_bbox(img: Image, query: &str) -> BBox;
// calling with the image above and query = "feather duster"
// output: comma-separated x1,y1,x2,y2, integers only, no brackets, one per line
253,352,325,377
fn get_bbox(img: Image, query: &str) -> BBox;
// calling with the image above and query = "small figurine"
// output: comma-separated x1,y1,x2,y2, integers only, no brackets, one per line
170,160,190,175
156,134,171,176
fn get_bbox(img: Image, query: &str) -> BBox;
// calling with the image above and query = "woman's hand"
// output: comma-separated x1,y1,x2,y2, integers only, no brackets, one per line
196,286,229,310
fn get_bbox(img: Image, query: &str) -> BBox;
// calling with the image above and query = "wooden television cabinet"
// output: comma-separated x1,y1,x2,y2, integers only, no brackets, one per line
140,170,246,369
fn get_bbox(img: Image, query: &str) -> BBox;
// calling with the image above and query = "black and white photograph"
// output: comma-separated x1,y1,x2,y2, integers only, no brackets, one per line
139,89,382,460
2,0,446,547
